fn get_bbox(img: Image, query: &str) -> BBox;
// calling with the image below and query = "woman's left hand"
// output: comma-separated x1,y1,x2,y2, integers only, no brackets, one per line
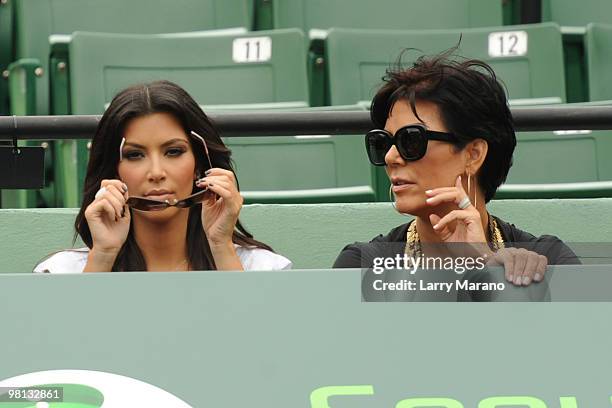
425,175,488,244
196,168,243,247
487,247,548,286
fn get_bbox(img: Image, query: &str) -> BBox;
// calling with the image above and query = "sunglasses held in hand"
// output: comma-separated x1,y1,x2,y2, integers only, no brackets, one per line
365,124,458,165
122,130,216,211
125,189,215,211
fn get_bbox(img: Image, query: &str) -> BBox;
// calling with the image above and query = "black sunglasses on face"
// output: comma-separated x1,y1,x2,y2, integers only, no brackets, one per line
122,130,216,211
365,124,458,166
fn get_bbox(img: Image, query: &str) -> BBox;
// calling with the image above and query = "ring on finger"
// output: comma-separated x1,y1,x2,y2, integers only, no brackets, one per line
458,196,471,209
95,186,107,200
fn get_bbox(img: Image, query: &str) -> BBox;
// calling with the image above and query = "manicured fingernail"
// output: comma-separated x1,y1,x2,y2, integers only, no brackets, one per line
534,273,541,281
425,190,433,194
122,183,128,192
506,274,513,282
522,276,530,285
514,276,521,285
432,223,439,230
426,197,434,203
204,169,212,176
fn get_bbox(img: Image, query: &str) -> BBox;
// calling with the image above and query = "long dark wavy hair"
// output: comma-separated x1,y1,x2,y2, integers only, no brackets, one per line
74,80,273,271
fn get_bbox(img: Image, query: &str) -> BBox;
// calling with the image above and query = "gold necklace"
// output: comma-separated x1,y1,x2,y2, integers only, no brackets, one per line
405,215,504,257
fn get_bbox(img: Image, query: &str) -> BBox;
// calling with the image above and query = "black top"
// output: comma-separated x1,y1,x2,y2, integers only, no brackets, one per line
333,215,580,268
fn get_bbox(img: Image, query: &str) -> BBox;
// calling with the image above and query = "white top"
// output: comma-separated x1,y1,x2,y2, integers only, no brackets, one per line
33,246,292,273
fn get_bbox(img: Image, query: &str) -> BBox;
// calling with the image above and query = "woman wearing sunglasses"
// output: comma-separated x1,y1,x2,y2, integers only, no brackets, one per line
34,80,291,272
334,53,578,286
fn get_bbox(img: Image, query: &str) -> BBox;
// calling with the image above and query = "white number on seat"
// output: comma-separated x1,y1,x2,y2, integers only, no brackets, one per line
233,37,272,63
488,31,528,57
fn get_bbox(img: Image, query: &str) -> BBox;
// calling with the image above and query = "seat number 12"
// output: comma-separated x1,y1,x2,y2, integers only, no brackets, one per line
488,31,528,57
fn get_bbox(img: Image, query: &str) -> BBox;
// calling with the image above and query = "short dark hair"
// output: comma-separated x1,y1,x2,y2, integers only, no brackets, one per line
370,50,516,202
75,80,272,271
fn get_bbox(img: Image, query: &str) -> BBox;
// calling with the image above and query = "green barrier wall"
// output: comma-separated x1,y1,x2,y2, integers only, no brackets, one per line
2,199,612,273
1,268,612,406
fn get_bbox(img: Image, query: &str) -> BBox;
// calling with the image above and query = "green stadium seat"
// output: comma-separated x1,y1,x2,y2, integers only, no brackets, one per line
325,23,566,106
212,105,377,204
512,100,612,192
9,0,253,116
52,29,309,206
266,0,504,107
3,199,611,272
0,0,253,209
257,0,504,106
585,23,612,102
541,0,612,26
256,0,502,31
519,130,612,184
64,29,306,114
538,0,612,103
511,131,608,183
498,128,612,199
493,100,612,199
496,181,612,199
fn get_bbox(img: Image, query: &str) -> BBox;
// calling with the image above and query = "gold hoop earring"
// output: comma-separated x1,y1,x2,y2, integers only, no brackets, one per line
466,171,477,208
467,172,471,200
389,184,411,217
389,184,396,209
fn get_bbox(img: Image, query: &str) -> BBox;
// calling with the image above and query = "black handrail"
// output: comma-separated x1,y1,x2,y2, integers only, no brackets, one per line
1,105,612,140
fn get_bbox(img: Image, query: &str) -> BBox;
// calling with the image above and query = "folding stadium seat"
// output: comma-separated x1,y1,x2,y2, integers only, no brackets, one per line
255,0,503,108
215,105,377,204
9,0,253,116
497,116,612,199
541,0,612,26
59,29,305,114
538,0,612,103
1,0,252,208
325,22,566,106
494,97,612,199
256,0,502,31
584,23,612,102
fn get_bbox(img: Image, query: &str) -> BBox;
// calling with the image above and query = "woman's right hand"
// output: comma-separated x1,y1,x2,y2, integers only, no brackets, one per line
84,179,131,254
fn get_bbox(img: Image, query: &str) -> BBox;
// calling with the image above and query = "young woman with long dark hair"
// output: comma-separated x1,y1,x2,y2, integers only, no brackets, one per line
35,80,291,272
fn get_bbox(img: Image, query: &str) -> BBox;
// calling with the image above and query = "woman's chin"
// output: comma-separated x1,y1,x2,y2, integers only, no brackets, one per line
393,198,428,217
133,207,186,222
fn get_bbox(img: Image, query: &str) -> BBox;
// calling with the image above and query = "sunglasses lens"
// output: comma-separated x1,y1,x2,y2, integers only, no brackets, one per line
396,126,427,161
174,189,214,208
126,197,168,211
365,131,392,166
